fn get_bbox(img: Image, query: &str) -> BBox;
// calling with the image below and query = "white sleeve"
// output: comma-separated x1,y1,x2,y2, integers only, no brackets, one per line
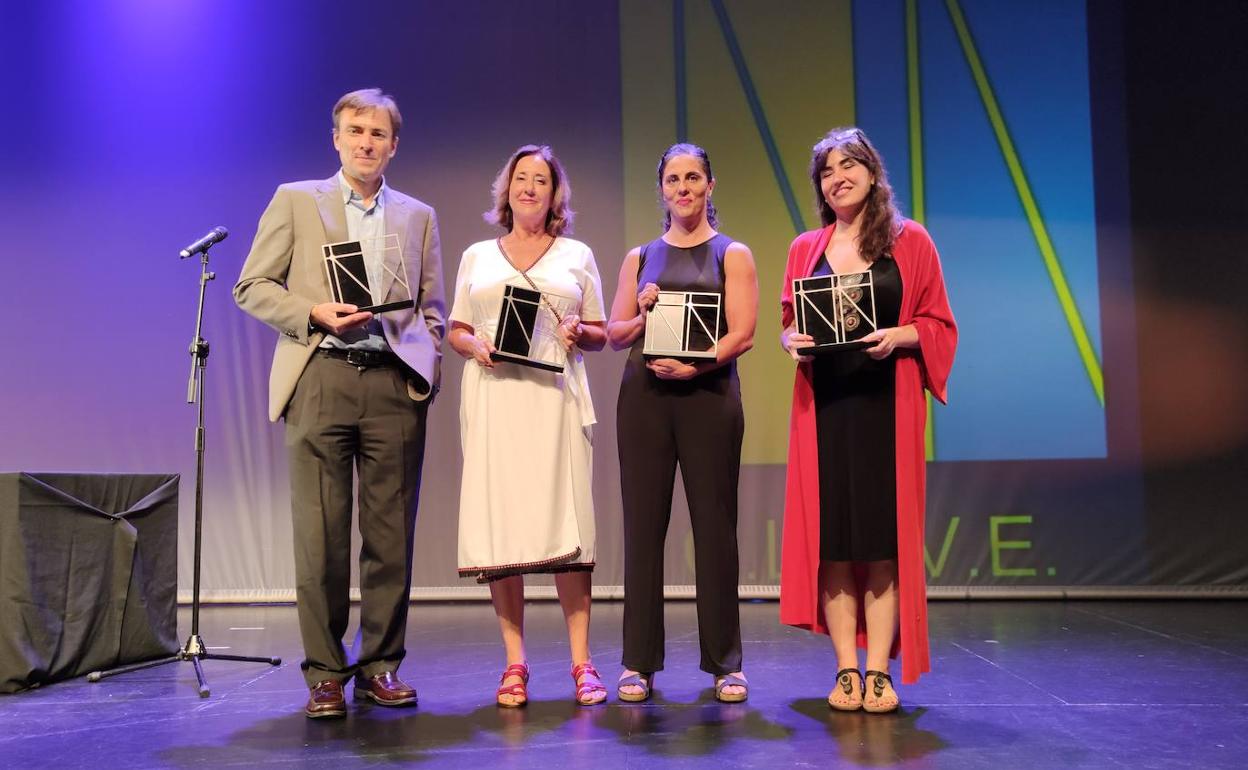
448,245,476,326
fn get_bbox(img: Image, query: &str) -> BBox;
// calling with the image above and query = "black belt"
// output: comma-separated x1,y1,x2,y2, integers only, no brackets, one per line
318,347,401,368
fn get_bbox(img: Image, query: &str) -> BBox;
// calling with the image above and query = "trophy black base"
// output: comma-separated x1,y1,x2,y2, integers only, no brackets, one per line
643,350,718,361
796,340,869,356
359,299,415,314
490,350,564,373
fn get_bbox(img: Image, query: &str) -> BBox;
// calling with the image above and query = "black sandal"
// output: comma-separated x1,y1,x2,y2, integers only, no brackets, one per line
827,667,863,711
862,670,899,713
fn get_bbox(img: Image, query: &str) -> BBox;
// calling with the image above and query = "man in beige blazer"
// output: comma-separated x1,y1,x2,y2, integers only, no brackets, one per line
234,88,443,719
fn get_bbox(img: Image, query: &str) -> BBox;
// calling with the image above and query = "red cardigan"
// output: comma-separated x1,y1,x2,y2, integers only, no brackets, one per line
778,220,957,685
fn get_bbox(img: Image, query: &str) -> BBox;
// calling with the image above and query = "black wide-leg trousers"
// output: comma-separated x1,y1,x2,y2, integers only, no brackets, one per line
617,367,744,676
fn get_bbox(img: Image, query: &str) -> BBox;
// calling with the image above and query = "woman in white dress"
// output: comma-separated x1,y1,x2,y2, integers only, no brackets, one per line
448,145,608,707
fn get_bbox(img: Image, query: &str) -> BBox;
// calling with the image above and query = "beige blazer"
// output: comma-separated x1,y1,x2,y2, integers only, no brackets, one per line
233,176,445,422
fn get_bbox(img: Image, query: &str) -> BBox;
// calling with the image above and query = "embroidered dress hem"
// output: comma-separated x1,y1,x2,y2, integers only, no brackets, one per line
459,549,595,583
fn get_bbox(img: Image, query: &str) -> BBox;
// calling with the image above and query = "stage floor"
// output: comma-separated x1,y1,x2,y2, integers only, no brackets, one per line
2,600,1245,768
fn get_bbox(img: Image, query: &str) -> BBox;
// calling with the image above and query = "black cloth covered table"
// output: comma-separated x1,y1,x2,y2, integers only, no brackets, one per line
0,473,179,693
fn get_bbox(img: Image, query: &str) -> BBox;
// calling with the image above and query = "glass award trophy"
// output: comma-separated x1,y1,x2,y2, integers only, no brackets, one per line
642,291,722,360
490,283,575,373
792,271,876,354
322,233,415,314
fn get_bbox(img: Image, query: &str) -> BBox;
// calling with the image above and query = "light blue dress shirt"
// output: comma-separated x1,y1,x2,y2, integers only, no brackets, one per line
320,170,389,352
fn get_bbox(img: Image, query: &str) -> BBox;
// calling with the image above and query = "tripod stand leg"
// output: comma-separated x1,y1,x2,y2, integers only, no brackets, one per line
202,652,282,666
191,655,210,698
87,654,181,682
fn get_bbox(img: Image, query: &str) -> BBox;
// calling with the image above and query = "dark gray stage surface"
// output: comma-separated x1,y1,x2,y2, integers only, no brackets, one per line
2,601,1245,769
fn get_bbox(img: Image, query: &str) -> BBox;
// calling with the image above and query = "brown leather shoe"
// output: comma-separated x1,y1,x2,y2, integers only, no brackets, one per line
305,680,346,719
353,671,418,707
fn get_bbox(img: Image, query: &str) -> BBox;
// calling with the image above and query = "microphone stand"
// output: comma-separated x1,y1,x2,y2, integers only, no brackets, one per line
88,241,280,697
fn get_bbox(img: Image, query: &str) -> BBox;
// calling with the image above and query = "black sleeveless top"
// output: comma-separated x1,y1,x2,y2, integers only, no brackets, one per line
623,233,737,386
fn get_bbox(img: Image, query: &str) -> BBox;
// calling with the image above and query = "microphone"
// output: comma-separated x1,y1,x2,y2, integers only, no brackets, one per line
179,226,229,258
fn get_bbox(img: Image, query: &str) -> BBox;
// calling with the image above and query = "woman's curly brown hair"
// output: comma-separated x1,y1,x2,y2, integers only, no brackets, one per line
810,127,903,261
484,144,575,236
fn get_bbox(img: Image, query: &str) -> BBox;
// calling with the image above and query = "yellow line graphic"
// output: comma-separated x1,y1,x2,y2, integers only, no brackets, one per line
906,0,925,226
906,0,937,461
945,0,1105,406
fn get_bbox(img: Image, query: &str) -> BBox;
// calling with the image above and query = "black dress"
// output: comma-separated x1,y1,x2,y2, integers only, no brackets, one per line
810,255,903,562
617,233,744,676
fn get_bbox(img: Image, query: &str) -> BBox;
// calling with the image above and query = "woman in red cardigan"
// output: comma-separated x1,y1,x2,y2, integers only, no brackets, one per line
779,128,956,713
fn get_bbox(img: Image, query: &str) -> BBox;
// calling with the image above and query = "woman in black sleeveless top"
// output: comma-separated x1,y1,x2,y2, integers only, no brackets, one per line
606,143,758,702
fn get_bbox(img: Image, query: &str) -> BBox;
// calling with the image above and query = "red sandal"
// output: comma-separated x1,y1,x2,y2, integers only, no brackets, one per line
496,662,529,708
571,662,607,706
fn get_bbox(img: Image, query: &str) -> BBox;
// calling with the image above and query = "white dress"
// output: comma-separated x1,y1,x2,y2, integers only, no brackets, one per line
449,237,604,582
